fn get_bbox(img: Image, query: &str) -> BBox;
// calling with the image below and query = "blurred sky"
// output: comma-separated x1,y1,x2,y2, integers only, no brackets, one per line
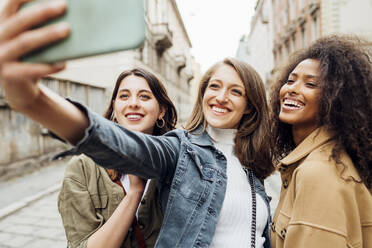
175,0,256,73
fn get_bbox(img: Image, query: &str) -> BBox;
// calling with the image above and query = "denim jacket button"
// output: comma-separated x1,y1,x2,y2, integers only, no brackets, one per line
207,207,216,216
216,153,225,160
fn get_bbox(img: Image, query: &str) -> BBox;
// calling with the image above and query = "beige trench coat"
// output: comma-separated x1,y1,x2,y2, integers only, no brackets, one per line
271,128,372,248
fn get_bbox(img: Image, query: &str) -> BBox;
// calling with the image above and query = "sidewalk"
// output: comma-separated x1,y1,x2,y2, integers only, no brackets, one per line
0,158,69,248
0,156,282,247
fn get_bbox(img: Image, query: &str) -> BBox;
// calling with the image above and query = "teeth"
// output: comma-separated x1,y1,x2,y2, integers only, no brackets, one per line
212,106,228,113
127,114,142,119
284,99,302,108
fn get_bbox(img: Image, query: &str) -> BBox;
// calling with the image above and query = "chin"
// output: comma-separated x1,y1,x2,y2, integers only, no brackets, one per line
279,114,293,125
209,122,230,129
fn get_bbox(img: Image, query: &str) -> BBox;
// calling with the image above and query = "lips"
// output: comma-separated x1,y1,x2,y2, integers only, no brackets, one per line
125,112,144,121
282,98,304,110
211,104,230,114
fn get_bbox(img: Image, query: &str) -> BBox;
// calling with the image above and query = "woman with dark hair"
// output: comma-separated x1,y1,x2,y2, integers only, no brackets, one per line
0,2,275,247
269,35,372,248
58,68,177,248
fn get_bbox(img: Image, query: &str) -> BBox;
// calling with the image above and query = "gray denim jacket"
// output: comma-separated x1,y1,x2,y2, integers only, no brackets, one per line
56,101,272,248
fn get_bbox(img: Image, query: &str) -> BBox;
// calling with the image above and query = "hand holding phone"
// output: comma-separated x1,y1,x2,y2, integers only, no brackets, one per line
0,0,69,111
21,0,146,63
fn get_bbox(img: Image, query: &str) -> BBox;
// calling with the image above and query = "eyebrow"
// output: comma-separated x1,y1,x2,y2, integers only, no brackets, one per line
209,78,245,88
289,73,319,79
118,89,153,94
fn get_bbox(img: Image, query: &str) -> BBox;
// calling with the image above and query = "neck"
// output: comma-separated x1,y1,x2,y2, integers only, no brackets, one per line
292,125,319,146
206,125,237,145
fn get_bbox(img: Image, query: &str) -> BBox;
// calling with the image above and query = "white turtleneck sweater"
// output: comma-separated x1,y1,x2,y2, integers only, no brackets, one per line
207,126,268,248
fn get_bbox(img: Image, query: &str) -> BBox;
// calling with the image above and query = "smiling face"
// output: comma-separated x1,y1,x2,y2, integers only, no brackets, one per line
279,58,321,137
202,64,247,129
113,75,164,134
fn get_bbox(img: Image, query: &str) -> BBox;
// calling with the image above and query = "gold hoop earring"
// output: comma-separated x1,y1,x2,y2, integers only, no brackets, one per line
156,118,165,128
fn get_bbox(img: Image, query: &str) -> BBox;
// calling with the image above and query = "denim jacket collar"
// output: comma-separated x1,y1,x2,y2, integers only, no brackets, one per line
187,125,215,148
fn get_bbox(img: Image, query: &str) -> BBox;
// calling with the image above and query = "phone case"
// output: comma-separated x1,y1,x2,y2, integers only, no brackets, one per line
21,0,146,63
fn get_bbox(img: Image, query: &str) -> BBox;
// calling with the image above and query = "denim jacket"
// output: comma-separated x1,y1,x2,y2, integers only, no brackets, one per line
56,101,272,248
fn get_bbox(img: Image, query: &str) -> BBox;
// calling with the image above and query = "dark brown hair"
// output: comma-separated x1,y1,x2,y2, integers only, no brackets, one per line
270,35,372,188
104,68,178,180
186,58,275,180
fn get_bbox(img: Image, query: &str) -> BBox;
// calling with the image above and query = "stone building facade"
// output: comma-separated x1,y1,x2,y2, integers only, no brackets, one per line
236,0,275,87
237,0,372,88
0,0,199,180
272,0,321,66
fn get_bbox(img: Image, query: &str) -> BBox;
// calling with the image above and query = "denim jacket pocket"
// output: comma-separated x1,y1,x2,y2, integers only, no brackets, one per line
178,147,215,201
201,167,215,182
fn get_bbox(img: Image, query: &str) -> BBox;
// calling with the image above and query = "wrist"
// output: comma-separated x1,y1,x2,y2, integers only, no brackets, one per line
126,189,144,199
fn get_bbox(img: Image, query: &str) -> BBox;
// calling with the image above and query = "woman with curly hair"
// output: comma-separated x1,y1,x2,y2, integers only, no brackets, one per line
269,35,372,248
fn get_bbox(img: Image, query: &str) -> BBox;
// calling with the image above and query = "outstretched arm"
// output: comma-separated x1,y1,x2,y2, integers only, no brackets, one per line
0,0,179,181
0,0,89,144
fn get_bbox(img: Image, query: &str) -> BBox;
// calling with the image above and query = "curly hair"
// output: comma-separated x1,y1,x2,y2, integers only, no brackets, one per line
270,35,372,188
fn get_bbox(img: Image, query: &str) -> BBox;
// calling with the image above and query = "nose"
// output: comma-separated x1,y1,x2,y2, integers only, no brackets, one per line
216,88,228,103
287,80,300,95
128,96,140,108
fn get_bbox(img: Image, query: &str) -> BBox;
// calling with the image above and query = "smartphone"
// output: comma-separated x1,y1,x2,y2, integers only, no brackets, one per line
21,0,146,63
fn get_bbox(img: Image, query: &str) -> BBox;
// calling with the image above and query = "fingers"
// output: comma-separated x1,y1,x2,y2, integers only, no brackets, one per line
0,61,65,82
0,0,32,21
0,0,67,41
0,22,70,62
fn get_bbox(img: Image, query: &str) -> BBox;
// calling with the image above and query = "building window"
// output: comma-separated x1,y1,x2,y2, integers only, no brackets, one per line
289,0,295,21
285,40,290,57
285,6,289,25
301,25,306,48
292,33,296,52
299,0,305,11
312,14,319,41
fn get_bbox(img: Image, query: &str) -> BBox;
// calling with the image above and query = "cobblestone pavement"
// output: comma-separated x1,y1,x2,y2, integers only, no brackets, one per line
0,191,66,248
0,160,281,248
